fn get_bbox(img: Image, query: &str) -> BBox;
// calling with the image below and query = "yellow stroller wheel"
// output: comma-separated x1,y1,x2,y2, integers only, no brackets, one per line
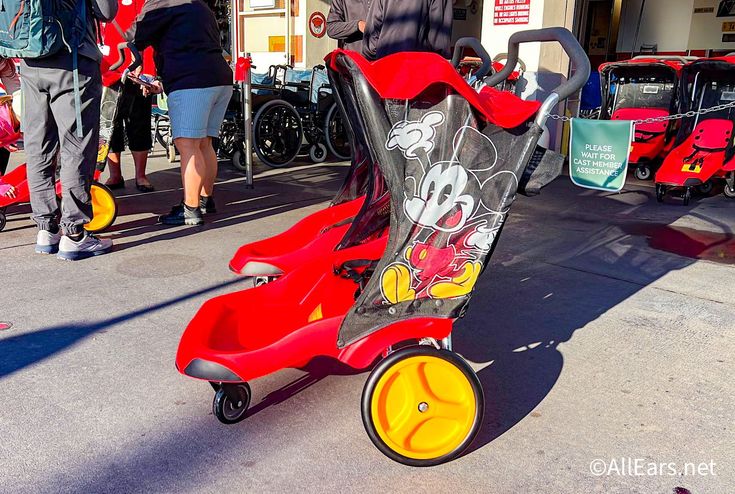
84,182,118,233
361,346,483,466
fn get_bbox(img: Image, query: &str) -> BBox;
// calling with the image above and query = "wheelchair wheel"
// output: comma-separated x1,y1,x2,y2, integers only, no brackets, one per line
309,143,327,163
324,103,351,161
362,346,483,467
253,100,303,168
84,182,118,233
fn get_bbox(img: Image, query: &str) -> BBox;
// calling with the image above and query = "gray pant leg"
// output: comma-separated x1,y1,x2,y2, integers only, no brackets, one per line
21,62,61,231
23,55,102,235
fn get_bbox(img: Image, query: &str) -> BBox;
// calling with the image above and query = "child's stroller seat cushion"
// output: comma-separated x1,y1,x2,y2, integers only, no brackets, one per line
691,119,733,150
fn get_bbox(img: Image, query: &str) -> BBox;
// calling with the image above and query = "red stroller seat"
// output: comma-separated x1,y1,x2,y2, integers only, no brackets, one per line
612,107,670,164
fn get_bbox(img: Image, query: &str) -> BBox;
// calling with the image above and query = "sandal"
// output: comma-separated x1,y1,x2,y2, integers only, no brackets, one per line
136,181,155,193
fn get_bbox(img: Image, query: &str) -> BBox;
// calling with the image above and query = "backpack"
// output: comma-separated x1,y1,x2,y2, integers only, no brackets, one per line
0,0,89,136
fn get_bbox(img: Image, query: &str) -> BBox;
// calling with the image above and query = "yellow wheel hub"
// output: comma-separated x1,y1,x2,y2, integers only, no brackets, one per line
370,355,477,460
84,184,117,232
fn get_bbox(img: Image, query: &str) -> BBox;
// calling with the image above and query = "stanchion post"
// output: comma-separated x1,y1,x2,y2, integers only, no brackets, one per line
235,55,254,188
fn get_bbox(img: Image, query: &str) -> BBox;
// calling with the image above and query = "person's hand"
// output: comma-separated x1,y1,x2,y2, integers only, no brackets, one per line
142,80,163,97
358,20,366,32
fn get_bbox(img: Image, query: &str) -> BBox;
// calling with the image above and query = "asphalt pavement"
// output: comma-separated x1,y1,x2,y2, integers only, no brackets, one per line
0,148,733,493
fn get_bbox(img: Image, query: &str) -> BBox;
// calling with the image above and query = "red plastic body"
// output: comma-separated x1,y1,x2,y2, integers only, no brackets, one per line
0,164,102,210
656,119,734,186
228,197,366,275
612,107,670,163
177,235,453,382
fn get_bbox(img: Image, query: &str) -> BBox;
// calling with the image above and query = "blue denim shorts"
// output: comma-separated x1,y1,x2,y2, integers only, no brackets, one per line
168,85,233,139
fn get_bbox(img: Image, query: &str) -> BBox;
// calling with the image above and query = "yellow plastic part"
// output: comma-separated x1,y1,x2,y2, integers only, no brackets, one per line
308,304,323,323
371,355,476,460
380,263,417,304
84,184,117,232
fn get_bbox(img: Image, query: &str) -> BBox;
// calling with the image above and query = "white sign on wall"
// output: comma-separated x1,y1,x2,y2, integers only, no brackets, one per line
250,0,276,9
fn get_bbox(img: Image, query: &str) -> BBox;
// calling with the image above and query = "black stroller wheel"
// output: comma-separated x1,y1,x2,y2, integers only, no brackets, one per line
655,184,666,203
213,382,252,424
696,180,713,195
0,211,6,232
253,100,304,168
682,187,692,206
725,184,735,199
634,164,651,181
324,103,351,161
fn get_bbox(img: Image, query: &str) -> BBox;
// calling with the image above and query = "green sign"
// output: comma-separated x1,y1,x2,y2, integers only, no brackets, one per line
569,118,633,192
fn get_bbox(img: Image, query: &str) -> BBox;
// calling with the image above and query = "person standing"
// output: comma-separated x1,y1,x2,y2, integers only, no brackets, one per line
20,0,118,259
327,0,370,54
363,0,453,60
105,66,156,193
128,0,233,226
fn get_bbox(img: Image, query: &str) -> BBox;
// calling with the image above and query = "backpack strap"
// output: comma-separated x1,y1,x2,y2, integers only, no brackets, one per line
71,0,87,138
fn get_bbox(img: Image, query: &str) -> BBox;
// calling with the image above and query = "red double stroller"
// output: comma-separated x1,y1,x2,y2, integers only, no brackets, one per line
599,57,686,180
655,57,735,204
175,29,590,466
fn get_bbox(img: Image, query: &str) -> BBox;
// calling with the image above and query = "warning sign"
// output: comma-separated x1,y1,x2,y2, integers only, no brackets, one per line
494,0,531,25
309,12,327,38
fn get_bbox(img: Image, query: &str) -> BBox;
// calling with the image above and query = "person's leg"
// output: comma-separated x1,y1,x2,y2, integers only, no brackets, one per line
106,151,124,186
127,91,154,190
177,137,206,207
200,85,233,213
20,60,62,246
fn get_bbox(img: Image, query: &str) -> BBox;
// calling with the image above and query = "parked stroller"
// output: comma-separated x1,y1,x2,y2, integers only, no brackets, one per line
655,57,735,204
598,57,685,180
175,29,589,466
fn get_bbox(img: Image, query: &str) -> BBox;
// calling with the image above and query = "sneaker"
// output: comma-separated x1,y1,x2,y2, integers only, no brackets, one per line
159,203,203,226
35,229,62,255
57,233,113,261
199,196,217,214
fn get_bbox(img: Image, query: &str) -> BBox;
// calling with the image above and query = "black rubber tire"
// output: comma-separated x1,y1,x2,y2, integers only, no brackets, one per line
696,180,714,195
213,382,252,425
253,99,303,168
634,164,652,181
324,103,351,161
655,184,666,203
361,346,484,467
251,275,278,288
309,143,327,163
723,184,735,199
231,143,249,172
84,182,118,233
0,211,6,232
682,187,692,206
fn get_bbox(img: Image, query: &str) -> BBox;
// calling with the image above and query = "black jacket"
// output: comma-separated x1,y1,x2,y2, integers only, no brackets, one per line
363,0,453,60
327,0,370,54
128,0,232,93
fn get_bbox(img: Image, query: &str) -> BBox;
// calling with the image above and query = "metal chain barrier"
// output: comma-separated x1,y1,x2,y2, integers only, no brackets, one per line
547,99,735,123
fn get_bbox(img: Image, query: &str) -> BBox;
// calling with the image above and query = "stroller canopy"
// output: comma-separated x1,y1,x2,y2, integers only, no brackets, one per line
326,50,548,347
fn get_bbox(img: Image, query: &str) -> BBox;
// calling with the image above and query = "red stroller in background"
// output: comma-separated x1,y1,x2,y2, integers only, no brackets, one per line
598,57,685,180
655,57,735,205
175,29,589,466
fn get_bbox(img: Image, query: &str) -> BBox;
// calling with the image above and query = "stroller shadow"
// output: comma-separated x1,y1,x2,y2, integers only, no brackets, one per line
0,277,250,380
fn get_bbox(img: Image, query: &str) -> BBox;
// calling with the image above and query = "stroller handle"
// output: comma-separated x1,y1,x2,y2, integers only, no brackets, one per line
451,37,493,79
485,27,591,110
109,42,143,74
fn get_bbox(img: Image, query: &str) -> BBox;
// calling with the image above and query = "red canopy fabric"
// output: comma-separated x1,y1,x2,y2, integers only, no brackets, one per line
100,0,156,87
326,49,541,129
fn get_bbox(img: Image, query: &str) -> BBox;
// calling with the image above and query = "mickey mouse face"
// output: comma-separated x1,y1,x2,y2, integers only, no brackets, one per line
405,162,475,233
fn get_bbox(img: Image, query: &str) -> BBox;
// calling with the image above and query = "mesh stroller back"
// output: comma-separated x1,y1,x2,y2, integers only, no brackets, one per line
328,53,543,347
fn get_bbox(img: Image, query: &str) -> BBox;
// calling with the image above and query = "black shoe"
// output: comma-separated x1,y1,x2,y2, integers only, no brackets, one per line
158,203,203,226
200,195,217,214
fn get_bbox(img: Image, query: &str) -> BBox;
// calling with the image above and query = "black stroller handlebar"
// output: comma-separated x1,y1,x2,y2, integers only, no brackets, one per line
109,41,143,75
485,27,591,108
451,37,493,79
